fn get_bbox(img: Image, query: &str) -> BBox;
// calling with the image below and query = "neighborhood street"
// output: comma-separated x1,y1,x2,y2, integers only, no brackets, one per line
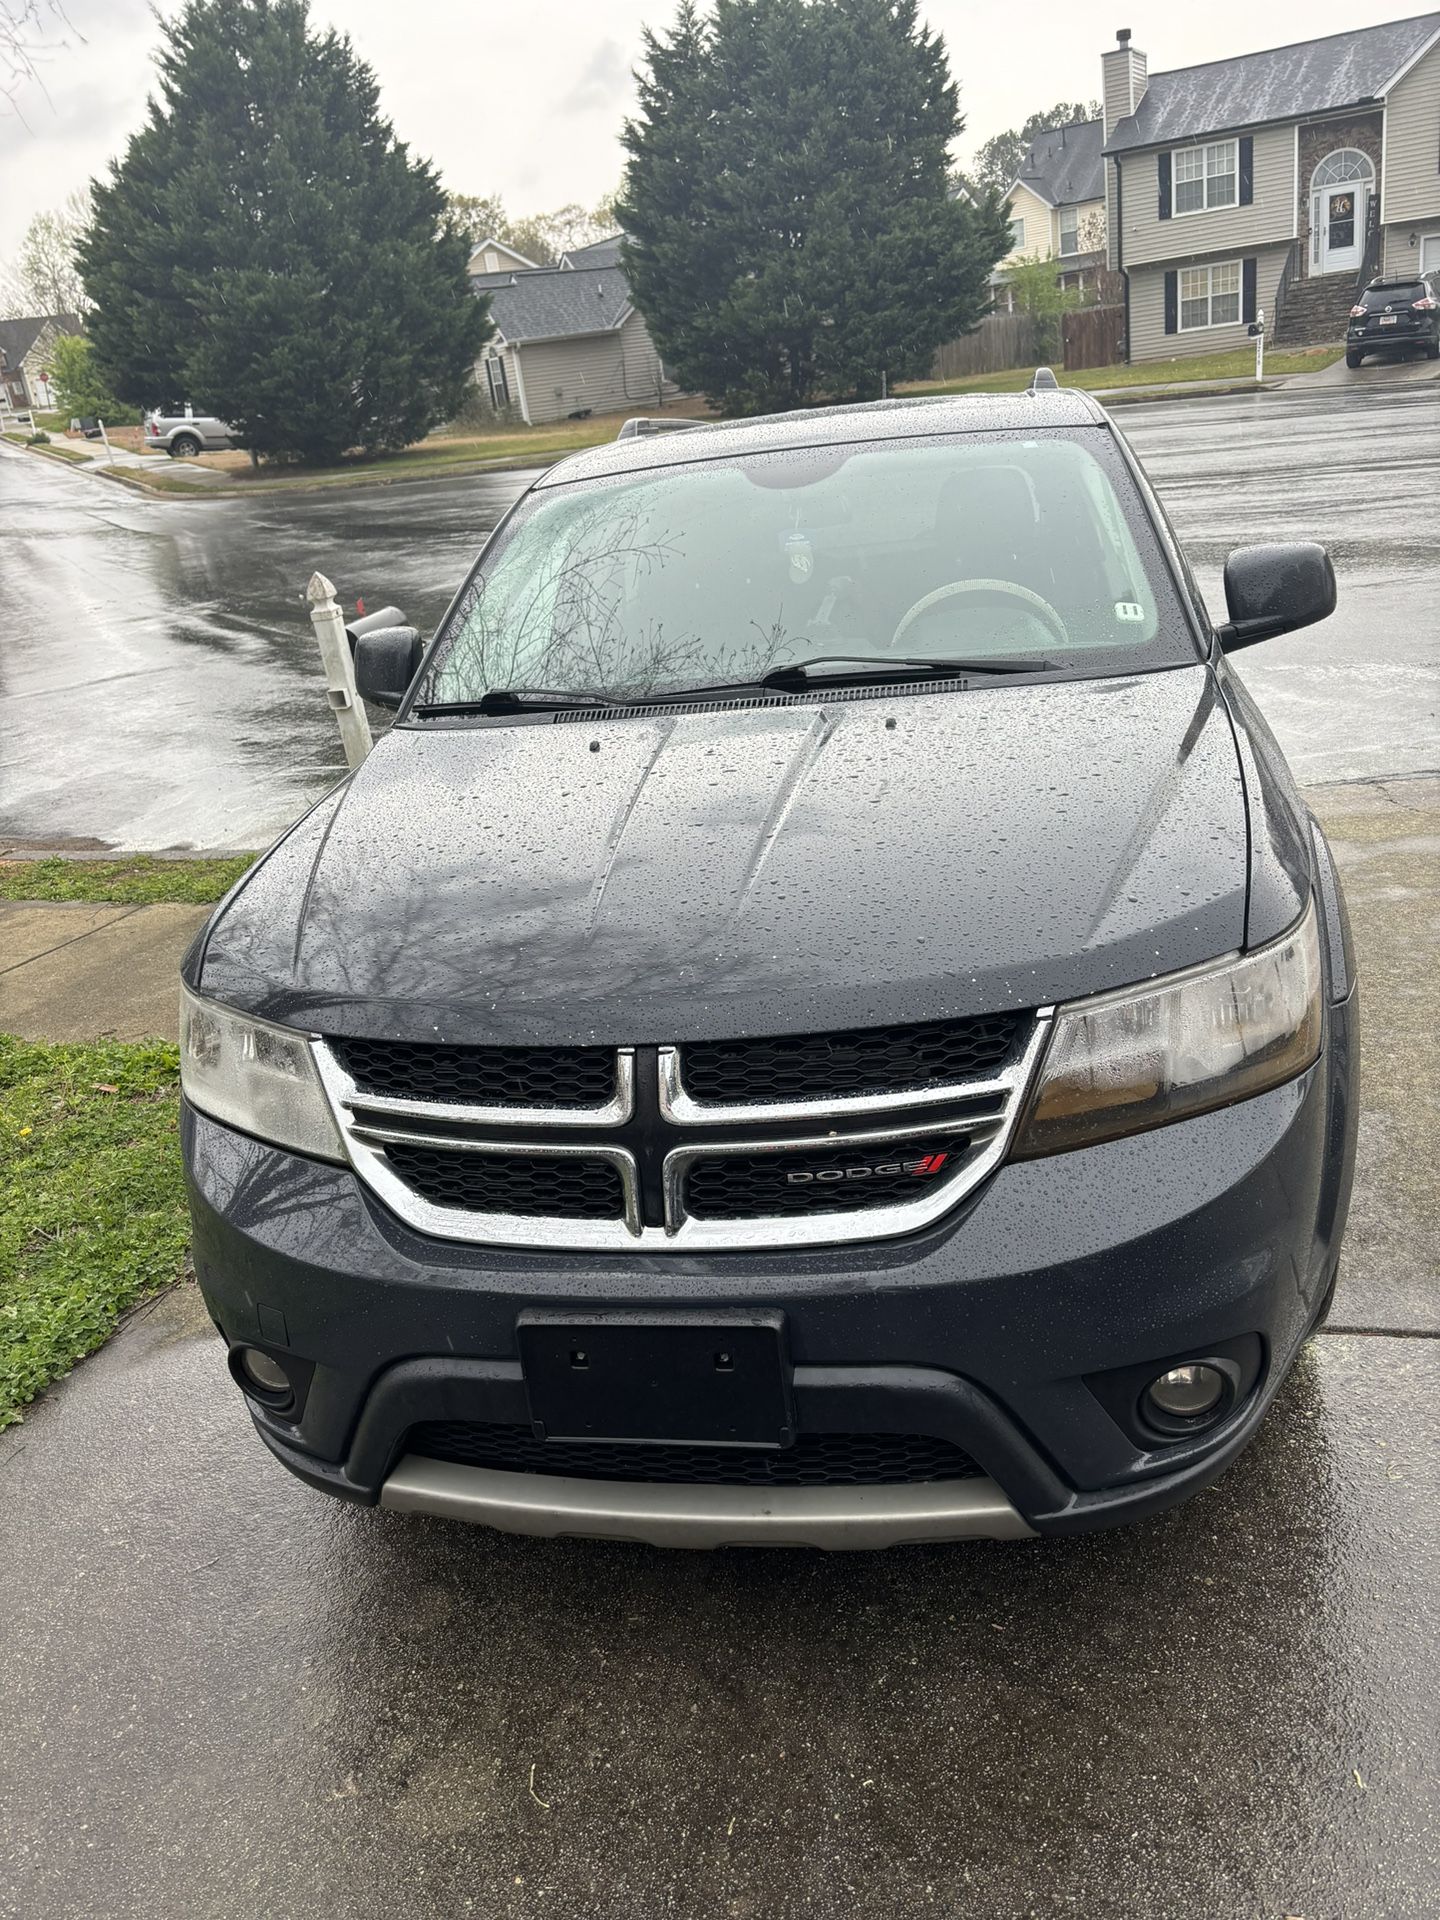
0,456,536,850
2,375,1439,1918
2,376,1438,851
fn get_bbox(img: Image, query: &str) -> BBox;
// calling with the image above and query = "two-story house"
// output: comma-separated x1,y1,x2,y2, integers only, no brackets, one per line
994,118,1110,307
1101,14,1440,361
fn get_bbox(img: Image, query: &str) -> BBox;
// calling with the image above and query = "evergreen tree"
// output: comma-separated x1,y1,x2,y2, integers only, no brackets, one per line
79,0,488,463
618,0,1011,414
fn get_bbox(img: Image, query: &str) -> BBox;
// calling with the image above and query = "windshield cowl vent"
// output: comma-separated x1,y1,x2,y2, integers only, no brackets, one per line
545,677,991,723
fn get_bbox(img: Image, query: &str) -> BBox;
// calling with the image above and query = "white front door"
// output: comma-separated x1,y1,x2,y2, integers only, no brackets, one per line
1319,185,1363,273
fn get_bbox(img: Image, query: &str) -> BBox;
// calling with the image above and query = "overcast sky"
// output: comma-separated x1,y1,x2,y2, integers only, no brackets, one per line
0,0,1428,263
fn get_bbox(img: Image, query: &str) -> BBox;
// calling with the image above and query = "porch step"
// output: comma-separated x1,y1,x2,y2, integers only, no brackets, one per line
1274,271,1357,347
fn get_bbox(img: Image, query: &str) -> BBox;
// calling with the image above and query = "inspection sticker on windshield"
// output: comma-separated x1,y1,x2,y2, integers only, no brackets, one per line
1114,602,1146,622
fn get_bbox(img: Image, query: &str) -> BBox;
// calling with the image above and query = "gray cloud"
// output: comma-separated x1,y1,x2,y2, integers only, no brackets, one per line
561,38,630,114
0,0,1414,266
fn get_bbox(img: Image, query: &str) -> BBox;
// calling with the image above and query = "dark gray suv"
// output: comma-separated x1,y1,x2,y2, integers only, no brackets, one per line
180,389,1358,1546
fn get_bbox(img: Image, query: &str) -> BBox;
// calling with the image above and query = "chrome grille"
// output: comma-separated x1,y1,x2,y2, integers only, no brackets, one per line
313,1011,1049,1253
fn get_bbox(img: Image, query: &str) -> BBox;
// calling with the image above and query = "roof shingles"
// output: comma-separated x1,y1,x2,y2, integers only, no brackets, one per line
1106,12,1440,152
0,313,83,368
1016,120,1105,206
479,266,631,346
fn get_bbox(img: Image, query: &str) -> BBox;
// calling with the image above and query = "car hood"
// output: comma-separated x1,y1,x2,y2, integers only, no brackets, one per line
196,666,1251,1045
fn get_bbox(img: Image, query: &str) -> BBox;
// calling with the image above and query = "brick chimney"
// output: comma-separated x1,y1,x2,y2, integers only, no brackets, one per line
1102,28,1147,140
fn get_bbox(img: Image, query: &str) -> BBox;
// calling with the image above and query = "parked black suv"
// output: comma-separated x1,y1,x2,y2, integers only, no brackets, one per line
1346,275,1440,366
181,389,1358,1546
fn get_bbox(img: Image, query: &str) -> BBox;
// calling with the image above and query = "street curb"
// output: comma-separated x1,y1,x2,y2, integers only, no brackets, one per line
87,448,561,501
7,438,99,471
1098,380,1279,407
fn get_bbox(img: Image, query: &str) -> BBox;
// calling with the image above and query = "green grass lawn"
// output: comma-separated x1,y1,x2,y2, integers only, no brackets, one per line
0,854,255,905
119,410,682,497
904,344,1343,399
0,1036,188,1428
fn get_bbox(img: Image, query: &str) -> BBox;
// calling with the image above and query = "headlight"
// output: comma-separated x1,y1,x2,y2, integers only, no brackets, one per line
180,985,345,1162
1013,899,1322,1158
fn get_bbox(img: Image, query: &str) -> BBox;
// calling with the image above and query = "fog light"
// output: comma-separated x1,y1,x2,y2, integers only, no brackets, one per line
1145,1363,1225,1421
237,1346,292,1399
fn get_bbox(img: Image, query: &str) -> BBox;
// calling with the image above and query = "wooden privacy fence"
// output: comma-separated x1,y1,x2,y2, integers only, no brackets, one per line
1062,304,1126,371
929,313,1040,381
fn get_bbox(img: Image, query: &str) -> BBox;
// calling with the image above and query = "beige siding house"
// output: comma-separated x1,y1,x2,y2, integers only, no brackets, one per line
0,313,84,414
993,119,1111,308
470,235,682,426
1101,15,1440,362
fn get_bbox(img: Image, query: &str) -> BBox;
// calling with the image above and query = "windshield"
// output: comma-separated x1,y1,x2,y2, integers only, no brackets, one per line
418,428,1196,708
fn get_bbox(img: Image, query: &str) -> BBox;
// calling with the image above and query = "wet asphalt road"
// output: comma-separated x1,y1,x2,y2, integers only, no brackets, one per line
3,383,1440,1917
2,377,1438,850
0,457,535,850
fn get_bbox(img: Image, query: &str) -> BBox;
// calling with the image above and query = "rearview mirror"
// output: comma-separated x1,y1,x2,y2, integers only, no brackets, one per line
353,626,423,709
1218,543,1336,652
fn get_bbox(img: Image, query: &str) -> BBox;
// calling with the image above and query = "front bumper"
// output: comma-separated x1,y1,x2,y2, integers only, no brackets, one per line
184,987,1357,1542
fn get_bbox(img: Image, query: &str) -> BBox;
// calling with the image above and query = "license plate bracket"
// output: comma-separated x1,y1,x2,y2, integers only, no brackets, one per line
518,1311,793,1447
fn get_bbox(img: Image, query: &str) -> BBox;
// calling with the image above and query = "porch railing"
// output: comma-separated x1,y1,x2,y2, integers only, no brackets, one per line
1272,240,1299,340
1356,204,1383,294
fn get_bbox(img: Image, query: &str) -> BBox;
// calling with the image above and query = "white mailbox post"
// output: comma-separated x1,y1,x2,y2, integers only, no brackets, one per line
306,571,373,769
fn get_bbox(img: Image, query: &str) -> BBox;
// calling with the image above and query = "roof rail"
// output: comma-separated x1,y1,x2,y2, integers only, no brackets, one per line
1028,366,1059,392
615,416,706,441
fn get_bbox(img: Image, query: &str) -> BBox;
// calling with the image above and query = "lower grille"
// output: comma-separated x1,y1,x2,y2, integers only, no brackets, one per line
684,1138,972,1218
407,1422,983,1487
381,1145,625,1220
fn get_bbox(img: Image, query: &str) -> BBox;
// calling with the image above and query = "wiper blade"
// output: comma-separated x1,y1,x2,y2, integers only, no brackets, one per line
413,687,632,716
758,653,1053,684
412,653,1054,718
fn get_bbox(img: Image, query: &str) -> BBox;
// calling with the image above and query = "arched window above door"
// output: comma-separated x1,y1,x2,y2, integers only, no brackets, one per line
1311,148,1374,190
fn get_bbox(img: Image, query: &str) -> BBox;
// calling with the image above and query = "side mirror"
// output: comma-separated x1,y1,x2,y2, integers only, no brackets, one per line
1218,542,1336,652
353,626,423,709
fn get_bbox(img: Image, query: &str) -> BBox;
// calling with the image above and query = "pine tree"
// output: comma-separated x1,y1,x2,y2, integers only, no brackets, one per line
79,0,489,463
619,0,1011,414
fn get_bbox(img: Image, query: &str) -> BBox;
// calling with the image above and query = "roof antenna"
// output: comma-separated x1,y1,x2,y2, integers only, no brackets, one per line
1029,367,1059,391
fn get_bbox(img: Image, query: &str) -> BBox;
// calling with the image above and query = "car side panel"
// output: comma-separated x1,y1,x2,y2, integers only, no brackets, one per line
1215,658,1312,947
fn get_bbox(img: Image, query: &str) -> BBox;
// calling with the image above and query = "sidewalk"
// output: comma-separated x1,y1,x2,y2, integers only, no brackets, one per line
27,436,229,485
0,900,209,1041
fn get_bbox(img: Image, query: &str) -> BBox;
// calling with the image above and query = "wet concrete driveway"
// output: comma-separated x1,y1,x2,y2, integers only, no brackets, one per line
3,1298,1437,1919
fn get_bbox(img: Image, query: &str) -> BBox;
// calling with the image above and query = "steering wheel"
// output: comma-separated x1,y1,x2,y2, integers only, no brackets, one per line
890,577,1069,653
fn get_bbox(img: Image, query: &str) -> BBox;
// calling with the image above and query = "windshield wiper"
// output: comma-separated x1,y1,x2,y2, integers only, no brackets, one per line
413,654,1054,718
757,653,1053,684
413,687,634,716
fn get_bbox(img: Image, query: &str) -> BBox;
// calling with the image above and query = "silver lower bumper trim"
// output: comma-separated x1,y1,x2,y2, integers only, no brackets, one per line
379,1455,1036,1548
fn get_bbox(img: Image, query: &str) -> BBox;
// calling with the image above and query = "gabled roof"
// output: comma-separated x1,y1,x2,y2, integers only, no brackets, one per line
561,233,625,269
1106,12,1440,152
465,235,542,273
484,266,632,346
1012,120,1104,207
0,312,84,366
